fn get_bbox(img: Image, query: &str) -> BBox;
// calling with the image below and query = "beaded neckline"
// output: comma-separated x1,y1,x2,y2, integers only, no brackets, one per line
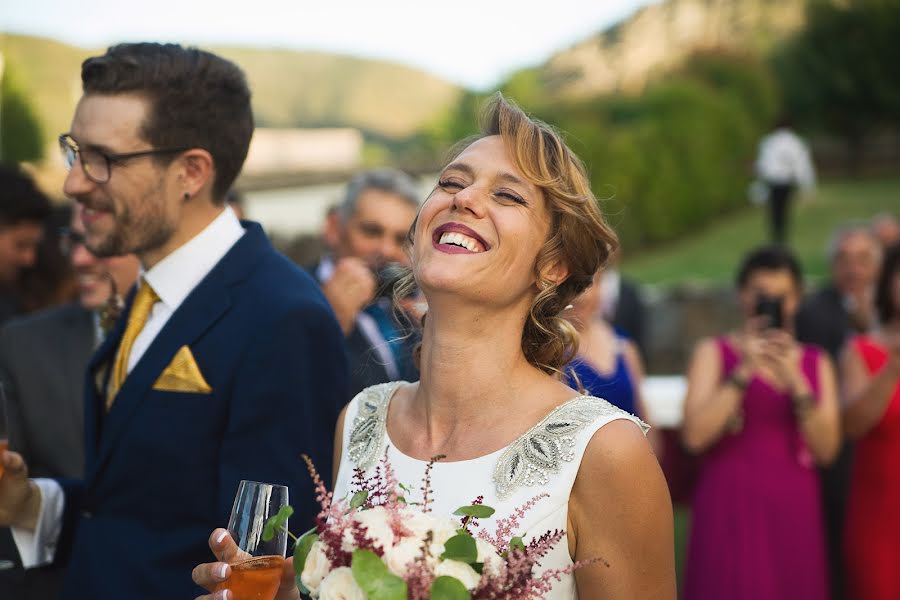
346,381,647,498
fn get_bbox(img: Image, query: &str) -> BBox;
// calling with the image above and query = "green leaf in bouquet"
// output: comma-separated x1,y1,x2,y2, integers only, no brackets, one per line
351,548,408,600
430,575,471,600
441,533,478,564
509,536,526,553
262,505,294,542
452,505,495,519
472,562,483,575
292,528,318,595
350,490,369,509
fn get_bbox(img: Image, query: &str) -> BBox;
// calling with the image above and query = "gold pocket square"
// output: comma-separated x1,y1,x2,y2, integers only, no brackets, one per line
153,346,212,393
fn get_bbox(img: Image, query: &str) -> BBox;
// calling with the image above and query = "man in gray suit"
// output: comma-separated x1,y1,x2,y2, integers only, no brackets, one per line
0,204,138,599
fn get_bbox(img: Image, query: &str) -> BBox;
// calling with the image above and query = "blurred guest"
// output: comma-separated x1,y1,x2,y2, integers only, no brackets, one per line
841,243,900,600
754,118,816,244
797,225,881,359
17,205,78,315
567,271,646,417
0,166,52,324
0,204,139,600
316,168,420,398
870,213,900,249
682,246,840,600
598,251,647,357
796,224,881,600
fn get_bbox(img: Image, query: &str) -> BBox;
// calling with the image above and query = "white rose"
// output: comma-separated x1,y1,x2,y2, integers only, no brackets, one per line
343,507,394,552
318,567,366,600
300,540,332,597
475,537,504,578
434,559,482,590
383,537,422,577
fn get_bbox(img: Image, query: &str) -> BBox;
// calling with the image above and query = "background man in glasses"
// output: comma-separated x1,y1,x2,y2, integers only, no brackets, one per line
0,43,348,599
0,204,139,600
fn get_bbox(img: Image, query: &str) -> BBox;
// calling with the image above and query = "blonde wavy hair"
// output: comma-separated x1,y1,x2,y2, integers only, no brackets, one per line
397,93,618,375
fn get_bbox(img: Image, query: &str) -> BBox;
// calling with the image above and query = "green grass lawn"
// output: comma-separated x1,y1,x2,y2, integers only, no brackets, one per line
622,176,900,286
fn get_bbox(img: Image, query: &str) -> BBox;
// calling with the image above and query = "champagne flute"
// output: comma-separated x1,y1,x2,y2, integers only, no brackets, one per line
216,480,289,600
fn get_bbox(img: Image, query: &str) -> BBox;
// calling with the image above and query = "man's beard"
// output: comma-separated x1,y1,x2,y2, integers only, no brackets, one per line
86,194,174,258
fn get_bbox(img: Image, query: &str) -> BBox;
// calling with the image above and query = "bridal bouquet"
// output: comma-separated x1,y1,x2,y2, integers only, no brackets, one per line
264,454,595,600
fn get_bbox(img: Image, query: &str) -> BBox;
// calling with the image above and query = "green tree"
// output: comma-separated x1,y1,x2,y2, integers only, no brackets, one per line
771,0,900,151
1,63,44,164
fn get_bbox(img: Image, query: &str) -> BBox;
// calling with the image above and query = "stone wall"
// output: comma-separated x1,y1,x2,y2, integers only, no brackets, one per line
642,285,741,375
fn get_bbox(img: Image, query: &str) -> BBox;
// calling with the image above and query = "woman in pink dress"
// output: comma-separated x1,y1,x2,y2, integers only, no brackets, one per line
842,243,900,600
681,246,841,599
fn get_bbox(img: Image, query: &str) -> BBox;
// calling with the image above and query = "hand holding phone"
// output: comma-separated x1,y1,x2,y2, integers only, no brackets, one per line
754,295,784,329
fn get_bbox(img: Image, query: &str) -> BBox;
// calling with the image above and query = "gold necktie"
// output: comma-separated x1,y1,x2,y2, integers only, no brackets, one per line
106,279,159,409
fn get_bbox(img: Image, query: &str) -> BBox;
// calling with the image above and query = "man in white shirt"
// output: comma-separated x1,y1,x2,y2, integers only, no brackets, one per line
0,43,347,599
755,118,817,244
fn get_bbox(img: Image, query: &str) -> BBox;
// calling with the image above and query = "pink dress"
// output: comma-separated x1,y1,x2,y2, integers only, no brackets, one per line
683,338,827,599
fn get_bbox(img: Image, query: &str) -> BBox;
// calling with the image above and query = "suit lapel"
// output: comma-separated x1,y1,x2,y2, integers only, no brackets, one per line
84,291,131,469
85,222,271,484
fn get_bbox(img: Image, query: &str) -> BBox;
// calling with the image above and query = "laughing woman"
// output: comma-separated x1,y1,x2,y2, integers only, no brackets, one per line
193,94,676,600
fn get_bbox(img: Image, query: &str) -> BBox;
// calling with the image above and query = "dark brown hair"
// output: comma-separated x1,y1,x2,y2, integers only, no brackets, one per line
876,243,900,324
81,43,253,201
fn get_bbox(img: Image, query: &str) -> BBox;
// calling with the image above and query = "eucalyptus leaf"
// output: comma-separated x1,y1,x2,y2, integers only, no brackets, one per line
452,505,495,519
441,533,478,564
351,549,407,600
430,575,471,600
350,490,369,509
293,528,318,595
292,528,318,575
262,505,294,541
509,536,526,553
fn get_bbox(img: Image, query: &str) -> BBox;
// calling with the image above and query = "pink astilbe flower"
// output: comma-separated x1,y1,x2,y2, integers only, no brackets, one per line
477,493,549,550
404,532,436,600
420,455,444,513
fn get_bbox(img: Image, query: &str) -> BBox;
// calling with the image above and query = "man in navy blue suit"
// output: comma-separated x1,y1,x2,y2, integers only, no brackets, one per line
0,43,348,599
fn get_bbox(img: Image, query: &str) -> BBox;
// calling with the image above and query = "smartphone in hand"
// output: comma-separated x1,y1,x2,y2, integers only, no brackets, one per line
754,295,784,329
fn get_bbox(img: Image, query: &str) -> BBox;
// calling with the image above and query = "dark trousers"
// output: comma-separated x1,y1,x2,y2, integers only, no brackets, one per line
821,444,854,600
767,182,795,244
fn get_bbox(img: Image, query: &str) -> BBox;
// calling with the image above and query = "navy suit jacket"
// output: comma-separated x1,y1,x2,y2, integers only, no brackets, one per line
55,222,348,599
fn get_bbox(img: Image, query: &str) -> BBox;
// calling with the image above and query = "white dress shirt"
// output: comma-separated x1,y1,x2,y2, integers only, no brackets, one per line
13,206,245,568
755,127,817,189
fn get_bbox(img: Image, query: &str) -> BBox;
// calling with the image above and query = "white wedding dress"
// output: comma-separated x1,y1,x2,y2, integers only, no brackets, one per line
333,382,649,599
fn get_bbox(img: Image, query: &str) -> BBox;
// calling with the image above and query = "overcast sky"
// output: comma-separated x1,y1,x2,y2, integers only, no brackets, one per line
2,0,654,88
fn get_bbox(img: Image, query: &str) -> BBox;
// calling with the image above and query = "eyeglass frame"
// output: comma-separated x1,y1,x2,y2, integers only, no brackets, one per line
58,133,190,184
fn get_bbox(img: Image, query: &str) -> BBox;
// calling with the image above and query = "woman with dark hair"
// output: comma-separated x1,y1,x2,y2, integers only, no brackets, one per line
681,245,840,599
193,94,676,599
841,243,900,600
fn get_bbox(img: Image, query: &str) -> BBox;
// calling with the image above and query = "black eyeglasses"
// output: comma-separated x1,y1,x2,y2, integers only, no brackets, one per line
58,226,87,256
59,133,189,184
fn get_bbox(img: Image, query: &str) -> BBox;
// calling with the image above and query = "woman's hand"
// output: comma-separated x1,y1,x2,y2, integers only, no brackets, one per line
759,329,805,391
192,528,299,600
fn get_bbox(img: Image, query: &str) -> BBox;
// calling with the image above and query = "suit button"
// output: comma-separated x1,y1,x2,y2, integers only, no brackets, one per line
81,511,93,519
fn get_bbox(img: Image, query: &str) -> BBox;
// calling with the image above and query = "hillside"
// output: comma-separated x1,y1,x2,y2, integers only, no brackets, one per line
530,0,806,100
0,33,462,152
